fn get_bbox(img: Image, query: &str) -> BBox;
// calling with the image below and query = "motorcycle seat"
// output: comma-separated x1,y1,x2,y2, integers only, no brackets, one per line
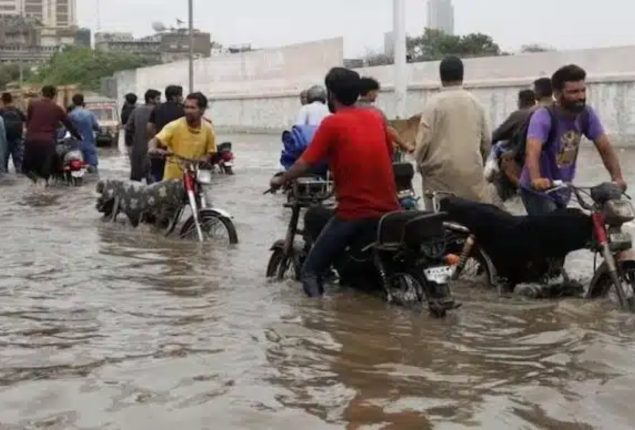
377,210,445,250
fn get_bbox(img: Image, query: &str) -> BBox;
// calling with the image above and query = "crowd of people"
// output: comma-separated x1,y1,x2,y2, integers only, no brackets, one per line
0,57,626,298
272,57,626,297
0,84,217,187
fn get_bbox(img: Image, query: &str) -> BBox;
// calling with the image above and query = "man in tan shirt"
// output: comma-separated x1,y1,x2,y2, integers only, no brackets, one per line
414,56,492,204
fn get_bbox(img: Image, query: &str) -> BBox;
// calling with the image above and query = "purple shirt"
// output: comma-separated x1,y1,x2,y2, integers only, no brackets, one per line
520,106,605,201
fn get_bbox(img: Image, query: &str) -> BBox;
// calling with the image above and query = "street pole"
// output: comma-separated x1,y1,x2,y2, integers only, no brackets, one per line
188,0,194,94
393,0,407,119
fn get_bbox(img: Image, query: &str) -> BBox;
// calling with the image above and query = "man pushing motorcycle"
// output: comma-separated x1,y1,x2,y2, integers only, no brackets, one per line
147,92,216,178
269,67,400,298
522,64,626,215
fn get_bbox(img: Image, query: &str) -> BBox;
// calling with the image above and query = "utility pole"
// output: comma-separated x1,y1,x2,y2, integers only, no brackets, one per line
393,0,407,119
188,0,194,94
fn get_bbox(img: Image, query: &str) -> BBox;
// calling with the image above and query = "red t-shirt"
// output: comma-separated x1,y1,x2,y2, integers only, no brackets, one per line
301,107,399,220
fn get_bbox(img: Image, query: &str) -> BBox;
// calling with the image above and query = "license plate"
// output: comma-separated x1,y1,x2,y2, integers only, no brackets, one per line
424,266,453,284
71,170,85,178
223,162,233,167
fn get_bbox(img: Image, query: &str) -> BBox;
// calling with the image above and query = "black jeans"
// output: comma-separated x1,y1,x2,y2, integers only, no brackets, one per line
520,188,566,216
301,215,371,297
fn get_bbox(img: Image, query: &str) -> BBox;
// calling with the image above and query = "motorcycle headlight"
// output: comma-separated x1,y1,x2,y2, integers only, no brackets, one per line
197,170,212,185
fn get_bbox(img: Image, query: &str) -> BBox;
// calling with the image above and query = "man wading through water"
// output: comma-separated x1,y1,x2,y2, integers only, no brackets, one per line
125,89,161,182
521,64,626,215
269,67,399,298
147,85,185,183
23,86,81,184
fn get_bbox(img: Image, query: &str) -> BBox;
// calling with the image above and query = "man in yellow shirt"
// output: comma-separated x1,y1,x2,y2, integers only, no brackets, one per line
147,92,216,180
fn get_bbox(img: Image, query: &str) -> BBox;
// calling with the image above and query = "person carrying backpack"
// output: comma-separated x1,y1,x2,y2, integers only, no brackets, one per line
520,65,625,216
487,79,554,201
0,92,26,173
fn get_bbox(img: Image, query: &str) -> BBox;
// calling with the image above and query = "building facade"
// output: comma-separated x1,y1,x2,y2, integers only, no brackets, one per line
426,0,454,35
0,0,76,27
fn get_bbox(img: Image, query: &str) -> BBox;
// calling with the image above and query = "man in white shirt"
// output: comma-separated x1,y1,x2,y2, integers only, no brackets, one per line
295,85,330,127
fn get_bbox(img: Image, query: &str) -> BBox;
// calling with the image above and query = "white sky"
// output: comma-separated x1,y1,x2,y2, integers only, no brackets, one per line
77,0,635,56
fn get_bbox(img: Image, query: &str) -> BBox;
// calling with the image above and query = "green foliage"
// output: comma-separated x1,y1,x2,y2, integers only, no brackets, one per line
407,29,502,62
0,63,33,90
33,47,158,91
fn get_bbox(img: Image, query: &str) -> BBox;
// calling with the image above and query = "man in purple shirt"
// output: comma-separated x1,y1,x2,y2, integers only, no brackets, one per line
520,64,625,215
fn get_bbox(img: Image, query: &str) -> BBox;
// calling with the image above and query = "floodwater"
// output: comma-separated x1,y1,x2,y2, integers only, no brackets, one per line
1,136,635,430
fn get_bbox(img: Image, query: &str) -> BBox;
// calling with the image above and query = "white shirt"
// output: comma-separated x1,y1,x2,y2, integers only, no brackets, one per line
295,102,331,127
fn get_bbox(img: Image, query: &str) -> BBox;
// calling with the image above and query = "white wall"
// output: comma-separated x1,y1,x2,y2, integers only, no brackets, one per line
114,40,635,145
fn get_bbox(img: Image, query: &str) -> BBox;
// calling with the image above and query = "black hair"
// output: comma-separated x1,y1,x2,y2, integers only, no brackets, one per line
324,67,360,106
1,92,12,104
144,89,161,104
517,89,536,107
359,77,380,96
551,65,586,92
186,92,208,111
72,93,84,106
439,56,464,83
165,85,183,101
533,77,553,99
125,93,138,104
42,85,57,99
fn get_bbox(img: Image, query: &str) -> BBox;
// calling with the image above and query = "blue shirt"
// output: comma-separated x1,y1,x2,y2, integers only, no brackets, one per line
68,107,99,146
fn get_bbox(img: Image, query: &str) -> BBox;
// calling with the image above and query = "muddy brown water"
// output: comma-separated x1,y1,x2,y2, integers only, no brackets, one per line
1,136,635,430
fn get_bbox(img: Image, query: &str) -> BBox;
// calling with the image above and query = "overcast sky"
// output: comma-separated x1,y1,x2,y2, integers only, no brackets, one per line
78,0,635,56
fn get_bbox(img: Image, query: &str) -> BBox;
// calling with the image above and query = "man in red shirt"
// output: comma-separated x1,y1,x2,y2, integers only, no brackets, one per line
270,67,399,297
24,86,81,183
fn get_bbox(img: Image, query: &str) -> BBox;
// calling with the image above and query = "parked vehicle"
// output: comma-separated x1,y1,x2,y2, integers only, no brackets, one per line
85,96,119,147
265,175,459,317
440,182,635,311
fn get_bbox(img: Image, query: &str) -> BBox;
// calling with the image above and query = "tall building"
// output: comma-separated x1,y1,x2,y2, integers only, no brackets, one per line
426,0,454,35
0,0,21,16
0,0,76,27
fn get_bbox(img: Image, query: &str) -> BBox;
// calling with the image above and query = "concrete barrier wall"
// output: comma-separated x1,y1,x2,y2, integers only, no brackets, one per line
114,40,635,145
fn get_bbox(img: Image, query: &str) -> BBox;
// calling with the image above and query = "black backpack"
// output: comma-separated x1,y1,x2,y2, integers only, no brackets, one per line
0,107,25,141
510,104,590,166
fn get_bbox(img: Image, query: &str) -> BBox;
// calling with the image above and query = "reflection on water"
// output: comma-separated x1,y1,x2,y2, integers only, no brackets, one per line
1,140,635,429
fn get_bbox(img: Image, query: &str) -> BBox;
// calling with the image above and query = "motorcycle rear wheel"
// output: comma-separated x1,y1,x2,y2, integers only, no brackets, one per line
388,272,448,318
223,165,234,175
180,209,238,244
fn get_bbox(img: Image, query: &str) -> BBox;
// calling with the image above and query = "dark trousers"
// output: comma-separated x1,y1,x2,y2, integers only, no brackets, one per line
23,140,57,181
6,138,24,173
301,215,371,297
520,188,566,216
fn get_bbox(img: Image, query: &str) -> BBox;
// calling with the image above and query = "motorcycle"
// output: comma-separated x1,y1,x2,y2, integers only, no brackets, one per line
97,154,238,244
265,175,459,317
210,142,234,175
55,136,86,186
441,182,635,311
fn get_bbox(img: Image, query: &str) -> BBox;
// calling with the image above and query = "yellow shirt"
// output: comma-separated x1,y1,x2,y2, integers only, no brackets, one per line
156,118,217,180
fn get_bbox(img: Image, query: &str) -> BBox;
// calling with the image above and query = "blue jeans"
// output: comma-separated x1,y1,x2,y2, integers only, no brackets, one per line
302,216,370,297
81,140,99,168
5,138,24,173
520,188,566,216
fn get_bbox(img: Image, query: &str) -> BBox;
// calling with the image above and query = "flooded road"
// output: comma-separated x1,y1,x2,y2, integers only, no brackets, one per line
1,135,635,429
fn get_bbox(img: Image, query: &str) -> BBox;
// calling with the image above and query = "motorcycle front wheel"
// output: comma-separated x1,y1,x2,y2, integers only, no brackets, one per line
587,259,635,311
266,246,303,280
179,209,239,244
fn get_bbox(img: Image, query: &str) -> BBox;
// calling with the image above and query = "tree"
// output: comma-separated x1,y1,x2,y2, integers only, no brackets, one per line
33,47,159,91
406,28,502,62
0,63,33,90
